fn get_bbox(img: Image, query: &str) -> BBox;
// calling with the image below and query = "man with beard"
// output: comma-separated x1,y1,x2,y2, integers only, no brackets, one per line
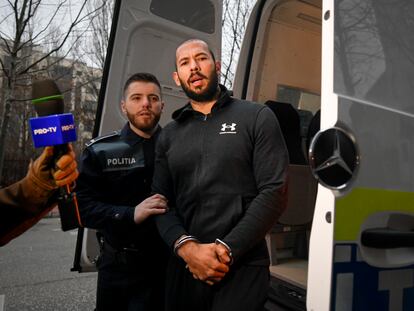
77,72,168,311
152,39,288,311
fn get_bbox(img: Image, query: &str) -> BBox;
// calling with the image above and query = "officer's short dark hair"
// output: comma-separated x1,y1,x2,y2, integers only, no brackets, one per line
123,72,162,99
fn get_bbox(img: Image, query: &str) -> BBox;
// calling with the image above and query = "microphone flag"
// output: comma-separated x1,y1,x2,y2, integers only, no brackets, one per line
29,113,77,148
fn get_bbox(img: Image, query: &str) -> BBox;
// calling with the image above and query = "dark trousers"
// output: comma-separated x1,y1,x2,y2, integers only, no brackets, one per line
165,256,269,311
96,243,165,311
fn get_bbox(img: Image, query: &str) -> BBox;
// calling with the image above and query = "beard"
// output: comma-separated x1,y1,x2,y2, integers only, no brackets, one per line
179,69,219,102
126,110,161,134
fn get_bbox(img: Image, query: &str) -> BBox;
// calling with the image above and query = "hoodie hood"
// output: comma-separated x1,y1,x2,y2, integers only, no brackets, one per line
172,84,233,122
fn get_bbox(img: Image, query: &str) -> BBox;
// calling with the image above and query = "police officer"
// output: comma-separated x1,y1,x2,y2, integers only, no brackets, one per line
76,73,168,311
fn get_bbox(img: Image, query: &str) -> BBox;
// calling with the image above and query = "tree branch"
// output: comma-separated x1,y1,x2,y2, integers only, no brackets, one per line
17,0,103,75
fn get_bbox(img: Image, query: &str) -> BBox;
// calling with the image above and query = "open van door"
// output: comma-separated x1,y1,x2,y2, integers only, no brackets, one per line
235,0,414,310
307,1,414,310
72,0,222,272
234,0,321,310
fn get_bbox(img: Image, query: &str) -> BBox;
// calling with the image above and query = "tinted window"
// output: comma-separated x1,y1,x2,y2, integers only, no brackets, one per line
150,0,215,34
334,0,414,113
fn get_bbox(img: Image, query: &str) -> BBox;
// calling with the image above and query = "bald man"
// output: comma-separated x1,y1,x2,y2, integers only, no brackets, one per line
152,39,288,311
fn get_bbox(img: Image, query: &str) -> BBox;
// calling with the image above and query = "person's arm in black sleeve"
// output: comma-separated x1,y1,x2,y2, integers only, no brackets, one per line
76,147,135,229
222,106,288,261
152,131,187,250
0,145,78,246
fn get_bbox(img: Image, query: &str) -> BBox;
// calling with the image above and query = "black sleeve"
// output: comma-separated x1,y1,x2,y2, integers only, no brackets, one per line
152,131,187,249
76,147,135,230
223,107,288,260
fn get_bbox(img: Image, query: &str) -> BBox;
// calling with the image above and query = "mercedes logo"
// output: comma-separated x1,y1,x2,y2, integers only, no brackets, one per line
309,127,359,190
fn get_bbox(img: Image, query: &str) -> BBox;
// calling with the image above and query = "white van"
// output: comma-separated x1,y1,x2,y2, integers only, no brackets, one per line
72,1,414,310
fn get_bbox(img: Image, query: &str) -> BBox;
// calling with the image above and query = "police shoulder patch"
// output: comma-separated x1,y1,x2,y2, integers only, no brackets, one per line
85,130,120,147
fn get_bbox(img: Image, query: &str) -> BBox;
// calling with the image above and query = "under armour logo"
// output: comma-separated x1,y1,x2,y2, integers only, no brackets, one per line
220,123,237,134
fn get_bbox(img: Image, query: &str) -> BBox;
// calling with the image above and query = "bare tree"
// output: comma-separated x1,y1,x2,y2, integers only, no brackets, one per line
69,0,114,151
0,0,104,185
73,0,113,98
221,0,255,89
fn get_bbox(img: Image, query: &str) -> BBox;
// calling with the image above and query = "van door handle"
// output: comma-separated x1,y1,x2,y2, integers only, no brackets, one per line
361,228,414,248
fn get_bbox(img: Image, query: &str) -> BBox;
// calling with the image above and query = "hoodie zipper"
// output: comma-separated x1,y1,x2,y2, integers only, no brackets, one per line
193,113,210,235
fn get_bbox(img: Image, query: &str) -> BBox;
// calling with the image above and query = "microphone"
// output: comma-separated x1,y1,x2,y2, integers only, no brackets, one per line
29,79,82,231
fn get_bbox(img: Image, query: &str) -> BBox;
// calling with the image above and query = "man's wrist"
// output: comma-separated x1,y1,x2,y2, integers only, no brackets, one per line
215,238,234,265
174,235,199,257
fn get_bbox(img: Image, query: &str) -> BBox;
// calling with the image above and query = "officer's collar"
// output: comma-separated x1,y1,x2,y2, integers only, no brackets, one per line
121,123,161,145
172,84,232,122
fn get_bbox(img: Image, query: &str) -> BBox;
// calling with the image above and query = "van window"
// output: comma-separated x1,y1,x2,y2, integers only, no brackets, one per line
277,85,320,114
334,0,413,113
150,0,215,34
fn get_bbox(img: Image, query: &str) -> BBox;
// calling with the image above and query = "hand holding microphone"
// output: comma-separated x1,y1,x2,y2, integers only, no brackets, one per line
29,145,79,190
52,145,79,187
30,79,82,231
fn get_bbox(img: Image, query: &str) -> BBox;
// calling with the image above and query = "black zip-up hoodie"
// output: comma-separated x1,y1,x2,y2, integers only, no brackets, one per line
153,85,288,265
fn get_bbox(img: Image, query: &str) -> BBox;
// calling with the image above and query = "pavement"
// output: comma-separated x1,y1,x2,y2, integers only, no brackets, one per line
0,218,97,311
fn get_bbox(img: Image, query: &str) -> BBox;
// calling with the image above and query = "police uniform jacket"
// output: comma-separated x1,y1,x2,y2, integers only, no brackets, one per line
153,85,289,265
77,123,164,256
